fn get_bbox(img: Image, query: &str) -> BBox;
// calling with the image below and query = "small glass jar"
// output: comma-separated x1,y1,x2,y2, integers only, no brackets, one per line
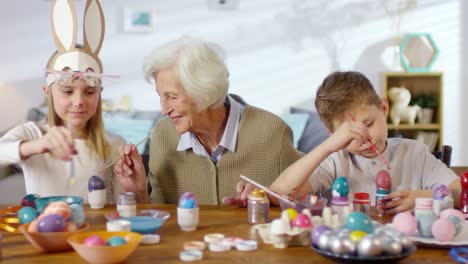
117,192,136,217
247,189,269,224
353,192,371,216
331,196,349,216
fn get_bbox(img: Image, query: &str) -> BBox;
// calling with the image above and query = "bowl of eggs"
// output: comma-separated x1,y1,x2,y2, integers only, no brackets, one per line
35,196,84,213
68,231,142,264
18,201,88,252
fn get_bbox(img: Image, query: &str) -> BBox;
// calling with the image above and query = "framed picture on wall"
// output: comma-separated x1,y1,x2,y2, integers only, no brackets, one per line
123,8,155,33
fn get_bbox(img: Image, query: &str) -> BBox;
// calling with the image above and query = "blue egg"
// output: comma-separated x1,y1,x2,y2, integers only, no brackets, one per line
107,236,127,246
332,177,349,197
18,206,37,224
69,203,86,228
345,212,374,234
178,192,198,209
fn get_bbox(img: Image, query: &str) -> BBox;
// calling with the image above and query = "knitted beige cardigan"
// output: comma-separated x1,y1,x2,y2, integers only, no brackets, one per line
148,106,303,205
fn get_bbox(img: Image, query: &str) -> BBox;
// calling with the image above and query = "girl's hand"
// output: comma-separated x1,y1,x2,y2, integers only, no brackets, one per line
384,190,415,214
38,126,76,160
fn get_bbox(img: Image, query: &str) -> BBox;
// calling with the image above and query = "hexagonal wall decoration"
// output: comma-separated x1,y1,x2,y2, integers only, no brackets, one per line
399,33,440,72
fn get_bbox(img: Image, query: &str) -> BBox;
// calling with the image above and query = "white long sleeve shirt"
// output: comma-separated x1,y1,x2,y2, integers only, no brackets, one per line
0,122,125,202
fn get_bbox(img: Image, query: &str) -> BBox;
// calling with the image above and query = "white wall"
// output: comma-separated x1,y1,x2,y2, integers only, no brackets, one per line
1,0,466,165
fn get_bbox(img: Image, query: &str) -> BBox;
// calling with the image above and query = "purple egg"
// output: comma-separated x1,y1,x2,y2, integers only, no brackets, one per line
433,184,451,200
83,235,106,246
20,194,40,208
311,225,332,246
37,214,66,232
88,175,105,191
178,192,198,209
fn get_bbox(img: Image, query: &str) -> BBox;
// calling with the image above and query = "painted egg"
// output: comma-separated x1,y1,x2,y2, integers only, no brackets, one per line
350,230,367,242
417,213,435,238
432,184,451,200
20,194,40,208
345,212,374,234
375,170,392,190
69,203,85,228
311,225,332,246
178,192,198,209
285,208,298,222
381,235,402,255
88,175,105,191
317,230,333,250
331,177,349,197
329,235,356,255
291,213,312,228
83,235,106,246
357,235,382,257
432,218,456,242
18,206,37,224
447,215,463,236
43,201,71,220
391,212,417,236
37,214,66,232
107,236,127,246
28,219,39,232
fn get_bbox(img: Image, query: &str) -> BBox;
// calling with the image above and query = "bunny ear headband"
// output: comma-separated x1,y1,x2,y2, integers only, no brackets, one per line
46,0,118,87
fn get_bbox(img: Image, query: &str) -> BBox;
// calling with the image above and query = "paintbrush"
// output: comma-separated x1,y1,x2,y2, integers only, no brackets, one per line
347,112,391,170
96,137,149,173
240,175,301,206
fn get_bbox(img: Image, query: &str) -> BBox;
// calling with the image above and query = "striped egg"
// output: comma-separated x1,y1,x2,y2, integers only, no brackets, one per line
43,201,71,220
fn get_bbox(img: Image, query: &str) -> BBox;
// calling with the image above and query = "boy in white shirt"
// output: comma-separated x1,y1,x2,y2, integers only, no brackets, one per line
270,71,460,214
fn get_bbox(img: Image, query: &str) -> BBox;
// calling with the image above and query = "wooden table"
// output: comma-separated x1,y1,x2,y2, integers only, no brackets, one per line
0,204,456,263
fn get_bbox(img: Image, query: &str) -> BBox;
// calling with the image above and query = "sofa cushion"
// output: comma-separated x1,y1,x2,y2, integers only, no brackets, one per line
290,108,329,153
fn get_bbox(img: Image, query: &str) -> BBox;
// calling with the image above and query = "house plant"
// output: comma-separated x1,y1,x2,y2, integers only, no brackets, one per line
411,95,438,123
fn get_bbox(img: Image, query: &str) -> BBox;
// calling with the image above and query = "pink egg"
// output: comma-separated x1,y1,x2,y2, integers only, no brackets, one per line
43,201,71,220
440,208,465,222
432,218,456,242
28,219,39,232
292,213,313,228
391,212,417,235
83,235,106,246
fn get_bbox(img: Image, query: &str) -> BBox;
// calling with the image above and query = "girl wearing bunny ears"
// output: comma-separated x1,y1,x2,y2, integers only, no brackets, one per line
0,0,124,201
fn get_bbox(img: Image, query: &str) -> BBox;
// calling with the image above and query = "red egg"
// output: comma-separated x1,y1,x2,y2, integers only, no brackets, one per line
292,213,313,228
43,201,71,220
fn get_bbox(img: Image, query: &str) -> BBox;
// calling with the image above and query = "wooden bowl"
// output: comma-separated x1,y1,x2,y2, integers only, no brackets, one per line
18,223,89,252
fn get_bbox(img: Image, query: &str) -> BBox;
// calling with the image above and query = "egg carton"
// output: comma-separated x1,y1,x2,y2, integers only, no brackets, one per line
254,206,352,248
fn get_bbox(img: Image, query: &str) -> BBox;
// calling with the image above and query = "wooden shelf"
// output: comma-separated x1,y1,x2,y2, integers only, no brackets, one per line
382,72,443,151
387,123,440,130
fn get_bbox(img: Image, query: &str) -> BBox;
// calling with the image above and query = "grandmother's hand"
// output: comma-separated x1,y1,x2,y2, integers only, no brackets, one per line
113,143,148,202
222,181,255,207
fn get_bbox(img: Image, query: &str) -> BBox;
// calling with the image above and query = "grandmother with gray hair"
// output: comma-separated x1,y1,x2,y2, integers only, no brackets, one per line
114,36,302,205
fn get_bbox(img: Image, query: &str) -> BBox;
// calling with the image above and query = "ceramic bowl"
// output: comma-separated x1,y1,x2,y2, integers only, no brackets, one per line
18,223,89,252
279,195,328,216
35,196,84,213
68,231,142,264
105,209,170,234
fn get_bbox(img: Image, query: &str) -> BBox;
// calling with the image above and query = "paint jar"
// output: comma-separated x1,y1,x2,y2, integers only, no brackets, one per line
353,192,371,216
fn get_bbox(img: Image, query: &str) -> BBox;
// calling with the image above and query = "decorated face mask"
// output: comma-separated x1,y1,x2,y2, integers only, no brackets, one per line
45,0,117,87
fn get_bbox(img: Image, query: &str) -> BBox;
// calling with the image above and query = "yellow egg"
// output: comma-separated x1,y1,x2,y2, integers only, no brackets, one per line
350,230,367,242
285,208,298,221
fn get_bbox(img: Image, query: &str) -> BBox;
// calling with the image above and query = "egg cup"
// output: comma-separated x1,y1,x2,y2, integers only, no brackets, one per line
88,189,107,209
177,207,199,231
